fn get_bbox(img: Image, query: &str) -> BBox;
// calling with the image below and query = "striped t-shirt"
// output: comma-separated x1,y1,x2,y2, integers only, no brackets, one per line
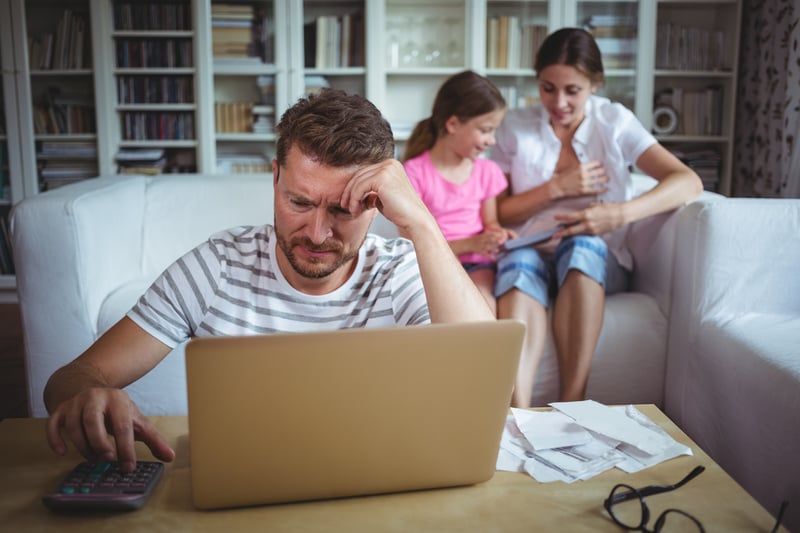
127,224,430,347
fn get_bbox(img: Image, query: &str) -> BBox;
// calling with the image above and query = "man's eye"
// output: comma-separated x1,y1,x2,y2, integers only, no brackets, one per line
330,206,353,218
291,199,312,209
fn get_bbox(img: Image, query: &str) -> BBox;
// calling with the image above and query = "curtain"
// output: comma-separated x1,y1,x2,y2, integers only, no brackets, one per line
733,0,800,198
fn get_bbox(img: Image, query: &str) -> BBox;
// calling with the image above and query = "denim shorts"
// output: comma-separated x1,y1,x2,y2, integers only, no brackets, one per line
494,235,629,307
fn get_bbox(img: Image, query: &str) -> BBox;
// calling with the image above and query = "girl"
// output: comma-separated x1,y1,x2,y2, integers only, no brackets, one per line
403,70,515,315
491,28,702,406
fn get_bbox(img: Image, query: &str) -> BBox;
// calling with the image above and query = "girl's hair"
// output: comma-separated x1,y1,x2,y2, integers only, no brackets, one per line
403,70,505,162
535,27,605,86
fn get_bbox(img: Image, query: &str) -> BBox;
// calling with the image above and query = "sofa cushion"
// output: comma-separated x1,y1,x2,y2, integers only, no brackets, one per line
531,291,667,406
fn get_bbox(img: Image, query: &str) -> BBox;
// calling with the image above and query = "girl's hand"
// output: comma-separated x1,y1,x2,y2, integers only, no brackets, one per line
553,202,626,239
470,225,516,258
550,160,610,199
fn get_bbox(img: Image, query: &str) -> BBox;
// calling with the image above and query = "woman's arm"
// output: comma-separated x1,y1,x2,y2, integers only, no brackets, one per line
554,144,703,238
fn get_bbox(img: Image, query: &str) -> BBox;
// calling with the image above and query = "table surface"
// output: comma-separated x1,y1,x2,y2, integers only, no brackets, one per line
0,405,785,532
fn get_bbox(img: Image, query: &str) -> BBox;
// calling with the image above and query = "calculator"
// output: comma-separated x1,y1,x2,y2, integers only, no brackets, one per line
42,461,164,512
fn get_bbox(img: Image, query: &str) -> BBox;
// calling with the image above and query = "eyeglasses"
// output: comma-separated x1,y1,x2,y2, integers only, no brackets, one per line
603,466,706,532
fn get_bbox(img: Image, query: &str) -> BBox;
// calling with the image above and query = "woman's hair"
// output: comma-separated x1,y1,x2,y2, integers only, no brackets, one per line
535,27,605,86
403,70,505,162
275,87,394,168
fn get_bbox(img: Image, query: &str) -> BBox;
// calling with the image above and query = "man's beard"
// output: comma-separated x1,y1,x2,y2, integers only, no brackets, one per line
276,233,360,279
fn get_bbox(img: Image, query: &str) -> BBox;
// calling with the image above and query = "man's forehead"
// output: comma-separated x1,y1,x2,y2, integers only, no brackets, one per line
279,161,357,205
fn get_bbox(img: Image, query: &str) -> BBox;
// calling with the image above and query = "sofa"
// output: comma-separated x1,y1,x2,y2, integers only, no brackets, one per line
665,197,800,531
11,172,678,418
10,172,799,529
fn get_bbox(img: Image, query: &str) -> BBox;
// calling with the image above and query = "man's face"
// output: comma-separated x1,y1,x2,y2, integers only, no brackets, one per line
272,146,377,294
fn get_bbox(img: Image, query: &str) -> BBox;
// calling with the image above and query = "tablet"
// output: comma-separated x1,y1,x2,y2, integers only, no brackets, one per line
502,226,562,251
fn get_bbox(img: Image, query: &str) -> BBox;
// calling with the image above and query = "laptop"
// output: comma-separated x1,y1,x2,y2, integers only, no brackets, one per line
184,319,525,510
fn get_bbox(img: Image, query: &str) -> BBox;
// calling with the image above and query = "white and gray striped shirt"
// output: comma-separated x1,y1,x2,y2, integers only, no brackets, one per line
127,225,430,347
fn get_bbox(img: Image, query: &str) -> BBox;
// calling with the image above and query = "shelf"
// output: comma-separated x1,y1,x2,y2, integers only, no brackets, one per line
216,133,276,142
29,69,94,76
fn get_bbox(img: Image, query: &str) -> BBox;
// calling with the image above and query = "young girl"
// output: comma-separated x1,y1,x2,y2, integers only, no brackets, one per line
402,70,514,314
491,28,702,407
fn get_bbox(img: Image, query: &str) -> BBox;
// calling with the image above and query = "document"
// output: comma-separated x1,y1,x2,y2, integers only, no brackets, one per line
496,402,692,483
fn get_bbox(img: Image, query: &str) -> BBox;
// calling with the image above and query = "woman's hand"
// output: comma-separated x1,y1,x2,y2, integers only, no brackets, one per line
553,202,627,239
549,160,610,199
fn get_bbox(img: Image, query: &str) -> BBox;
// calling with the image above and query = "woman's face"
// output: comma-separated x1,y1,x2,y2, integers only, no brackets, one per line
537,64,597,130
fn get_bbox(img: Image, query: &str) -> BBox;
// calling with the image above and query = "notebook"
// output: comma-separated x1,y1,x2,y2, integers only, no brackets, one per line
184,319,525,510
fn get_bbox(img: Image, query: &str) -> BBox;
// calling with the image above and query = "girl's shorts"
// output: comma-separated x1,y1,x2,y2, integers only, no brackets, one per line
462,262,496,274
494,235,629,307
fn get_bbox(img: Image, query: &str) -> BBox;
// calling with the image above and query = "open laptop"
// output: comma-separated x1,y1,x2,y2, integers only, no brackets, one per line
184,319,524,510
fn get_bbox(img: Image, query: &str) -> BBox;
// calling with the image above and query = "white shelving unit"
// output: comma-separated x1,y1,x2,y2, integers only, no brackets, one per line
0,0,743,296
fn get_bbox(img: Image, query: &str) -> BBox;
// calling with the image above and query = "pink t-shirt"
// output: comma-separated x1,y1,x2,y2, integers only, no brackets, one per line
404,151,508,264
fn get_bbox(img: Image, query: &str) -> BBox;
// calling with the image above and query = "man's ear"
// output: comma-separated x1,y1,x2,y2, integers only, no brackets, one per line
272,159,279,183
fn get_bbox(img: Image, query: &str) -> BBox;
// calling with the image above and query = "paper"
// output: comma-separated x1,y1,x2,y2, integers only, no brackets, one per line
497,402,692,484
550,400,674,455
510,408,592,450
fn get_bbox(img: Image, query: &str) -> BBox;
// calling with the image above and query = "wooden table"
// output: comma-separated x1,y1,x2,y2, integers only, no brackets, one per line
0,406,785,532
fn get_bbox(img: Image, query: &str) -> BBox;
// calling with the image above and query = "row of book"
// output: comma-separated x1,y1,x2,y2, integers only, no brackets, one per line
37,141,98,191
0,143,8,203
116,39,194,69
113,3,192,32
670,148,721,191
656,86,723,136
121,112,195,141
486,17,547,70
0,215,13,275
214,102,274,134
116,148,196,174
32,89,96,135
584,14,637,69
117,76,194,105
303,13,365,69
211,3,275,64
216,154,271,175
27,9,89,70
656,23,727,71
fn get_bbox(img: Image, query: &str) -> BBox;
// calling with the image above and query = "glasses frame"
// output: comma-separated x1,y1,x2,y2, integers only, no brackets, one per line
603,465,706,532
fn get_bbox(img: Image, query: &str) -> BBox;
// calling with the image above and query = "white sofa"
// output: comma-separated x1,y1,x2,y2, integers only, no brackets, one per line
665,197,800,531
12,172,680,418
12,172,800,529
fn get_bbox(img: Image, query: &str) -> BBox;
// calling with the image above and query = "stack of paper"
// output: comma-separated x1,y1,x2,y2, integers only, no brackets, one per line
496,400,692,483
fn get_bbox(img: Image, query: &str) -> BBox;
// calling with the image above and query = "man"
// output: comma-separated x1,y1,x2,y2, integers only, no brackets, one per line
44,88,494,473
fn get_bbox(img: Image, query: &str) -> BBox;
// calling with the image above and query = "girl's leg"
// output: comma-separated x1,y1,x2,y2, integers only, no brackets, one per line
498,288,547,407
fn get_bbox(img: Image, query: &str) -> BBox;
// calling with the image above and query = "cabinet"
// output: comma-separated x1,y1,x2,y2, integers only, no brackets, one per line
0,0,741,214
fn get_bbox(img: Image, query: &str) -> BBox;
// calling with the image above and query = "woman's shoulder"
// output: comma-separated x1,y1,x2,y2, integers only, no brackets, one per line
588,95,638,123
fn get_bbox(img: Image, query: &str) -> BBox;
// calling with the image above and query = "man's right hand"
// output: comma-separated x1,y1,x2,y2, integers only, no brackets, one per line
46,387,175,474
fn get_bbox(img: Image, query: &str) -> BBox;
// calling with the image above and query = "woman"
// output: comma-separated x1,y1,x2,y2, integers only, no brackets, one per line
491,28,702,407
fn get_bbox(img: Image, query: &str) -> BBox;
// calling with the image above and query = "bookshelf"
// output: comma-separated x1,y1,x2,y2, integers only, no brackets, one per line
0,0,17,284
0,0,742,213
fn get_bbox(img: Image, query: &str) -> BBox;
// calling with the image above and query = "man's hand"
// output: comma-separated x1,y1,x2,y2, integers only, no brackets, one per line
340,159,435,235
46,387,175,474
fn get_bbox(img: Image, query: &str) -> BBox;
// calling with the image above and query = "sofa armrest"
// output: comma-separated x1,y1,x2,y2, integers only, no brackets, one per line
666,196,800,419
11,176,148,416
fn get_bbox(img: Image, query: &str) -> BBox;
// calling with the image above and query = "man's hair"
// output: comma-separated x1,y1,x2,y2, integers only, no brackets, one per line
275,88,395,168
